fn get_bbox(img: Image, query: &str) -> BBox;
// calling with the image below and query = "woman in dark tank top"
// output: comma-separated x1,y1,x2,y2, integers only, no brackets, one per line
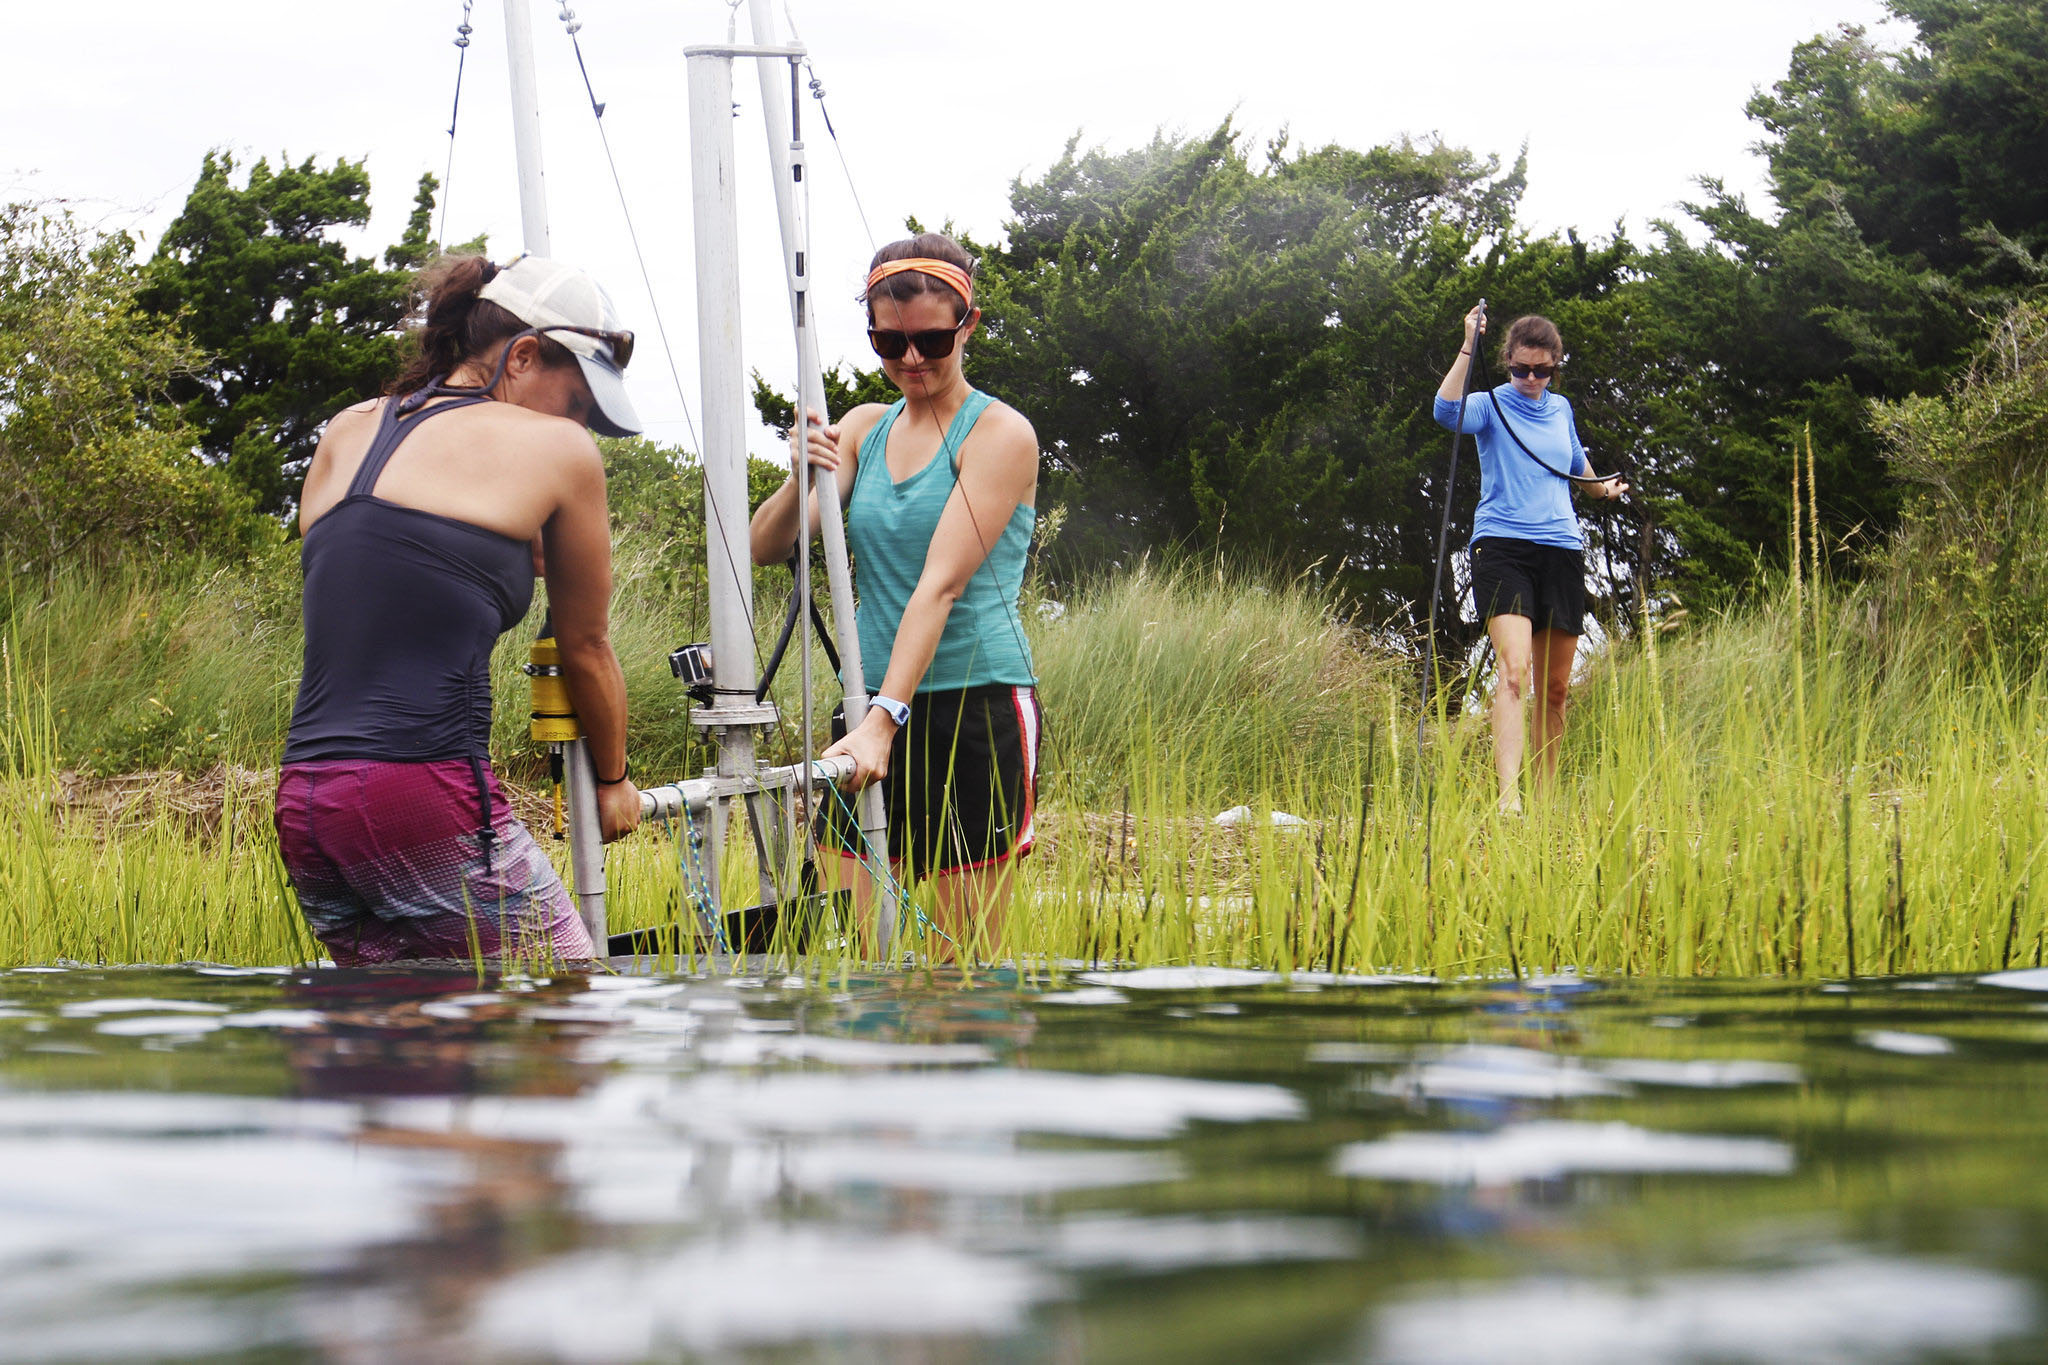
275,254,642,966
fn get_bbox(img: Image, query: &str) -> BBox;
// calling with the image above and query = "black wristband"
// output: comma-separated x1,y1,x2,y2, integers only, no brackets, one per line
596,761,631,786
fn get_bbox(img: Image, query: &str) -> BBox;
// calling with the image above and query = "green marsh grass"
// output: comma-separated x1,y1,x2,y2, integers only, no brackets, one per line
7,553,2048,979
0,643,313,966
983,578,2048,981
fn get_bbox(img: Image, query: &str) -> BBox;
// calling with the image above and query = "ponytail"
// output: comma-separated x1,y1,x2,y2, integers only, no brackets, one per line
388,255,571,395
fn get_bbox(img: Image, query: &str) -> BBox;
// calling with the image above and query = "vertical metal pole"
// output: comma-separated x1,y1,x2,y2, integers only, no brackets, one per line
502,0,551,257
505,0,605,945
687,50,760,933
562,742,605,945
746,3,897,952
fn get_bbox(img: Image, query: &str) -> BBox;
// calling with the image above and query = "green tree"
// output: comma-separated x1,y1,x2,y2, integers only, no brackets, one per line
1875,300,2048,665
753,126,1648,675
0,203,272,575
966,124,1644,667
1750,1,2048,282
1639,0,2048,602
138,153,437,514
749,364,897,440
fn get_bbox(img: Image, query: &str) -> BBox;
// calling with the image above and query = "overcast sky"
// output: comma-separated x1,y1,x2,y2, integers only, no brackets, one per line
5,0,1900,456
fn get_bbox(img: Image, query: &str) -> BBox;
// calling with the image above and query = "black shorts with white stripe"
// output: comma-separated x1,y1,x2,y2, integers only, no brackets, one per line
819,683,1042,879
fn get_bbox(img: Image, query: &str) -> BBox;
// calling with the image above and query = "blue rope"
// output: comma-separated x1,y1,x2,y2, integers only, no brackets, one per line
817,778,949,949
676,803,730,954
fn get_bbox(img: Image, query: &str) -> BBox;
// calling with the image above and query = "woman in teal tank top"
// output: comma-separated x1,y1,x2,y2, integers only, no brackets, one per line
748,233,1043,956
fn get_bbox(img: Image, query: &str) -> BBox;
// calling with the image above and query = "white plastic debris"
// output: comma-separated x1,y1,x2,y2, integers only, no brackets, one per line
1212,805,1307,828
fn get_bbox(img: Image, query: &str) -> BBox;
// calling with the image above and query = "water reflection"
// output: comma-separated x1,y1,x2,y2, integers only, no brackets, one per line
1,965,2046,1362
1367,1255,2035,1364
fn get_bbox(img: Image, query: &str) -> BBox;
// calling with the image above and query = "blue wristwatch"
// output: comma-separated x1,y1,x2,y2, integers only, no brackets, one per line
872,694,911,727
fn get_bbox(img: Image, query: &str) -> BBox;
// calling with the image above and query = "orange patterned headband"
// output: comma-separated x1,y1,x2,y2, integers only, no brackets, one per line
865,258,974,310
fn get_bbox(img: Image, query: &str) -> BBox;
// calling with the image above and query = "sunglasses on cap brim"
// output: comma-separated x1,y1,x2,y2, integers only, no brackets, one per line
867,315,970,362
538,323,635,370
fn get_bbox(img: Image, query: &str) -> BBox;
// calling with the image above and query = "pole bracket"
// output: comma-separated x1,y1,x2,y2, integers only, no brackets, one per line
689,702,781,729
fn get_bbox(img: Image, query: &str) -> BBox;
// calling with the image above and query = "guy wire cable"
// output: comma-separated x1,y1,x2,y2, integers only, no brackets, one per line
550,1,776,696
780,5,874,245
437,1,476,250
783,3,877,248
552,3,701,456
778,3,1038,762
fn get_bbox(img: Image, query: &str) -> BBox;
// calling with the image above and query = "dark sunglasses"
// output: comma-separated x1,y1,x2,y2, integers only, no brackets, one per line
538,323,635,370
1507,361,1558,380
868,316,970,362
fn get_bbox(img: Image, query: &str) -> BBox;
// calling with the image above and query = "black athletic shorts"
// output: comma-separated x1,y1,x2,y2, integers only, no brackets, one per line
1469,536,1586,635
819,683,1043,878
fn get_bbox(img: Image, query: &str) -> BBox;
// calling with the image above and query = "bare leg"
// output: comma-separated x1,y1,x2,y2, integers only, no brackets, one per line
924,860,1018,965
826,851,1014,964
1531,629,1579,785
1485,613,1534,813
828,851,882,956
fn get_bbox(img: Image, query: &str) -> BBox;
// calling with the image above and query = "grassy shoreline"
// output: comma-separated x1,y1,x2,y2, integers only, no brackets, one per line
3,553,2043,977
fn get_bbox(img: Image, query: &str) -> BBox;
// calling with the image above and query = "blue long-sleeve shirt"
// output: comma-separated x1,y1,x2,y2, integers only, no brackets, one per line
1433,384,1589,549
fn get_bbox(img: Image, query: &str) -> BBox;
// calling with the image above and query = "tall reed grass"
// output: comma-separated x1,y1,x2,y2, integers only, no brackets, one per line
1029,559,1399,806
5,545,2045,979
0,641,313,966
577,565,2048,982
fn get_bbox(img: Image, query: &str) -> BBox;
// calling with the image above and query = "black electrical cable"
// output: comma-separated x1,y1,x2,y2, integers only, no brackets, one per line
757,557,842,704
1486,389,1634,485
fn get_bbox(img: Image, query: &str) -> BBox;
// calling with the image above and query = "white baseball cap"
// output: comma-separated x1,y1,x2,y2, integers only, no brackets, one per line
479,254,644,437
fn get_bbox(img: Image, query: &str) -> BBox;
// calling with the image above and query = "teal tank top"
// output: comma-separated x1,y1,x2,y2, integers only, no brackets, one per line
847,389,1037,693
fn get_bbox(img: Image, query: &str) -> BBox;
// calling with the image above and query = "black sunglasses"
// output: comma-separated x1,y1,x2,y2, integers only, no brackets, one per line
868,315,970,362
1507,361,1558,380
538,323,635,370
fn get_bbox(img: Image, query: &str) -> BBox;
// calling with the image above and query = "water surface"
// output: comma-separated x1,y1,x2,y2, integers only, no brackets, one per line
5,961,2048,1362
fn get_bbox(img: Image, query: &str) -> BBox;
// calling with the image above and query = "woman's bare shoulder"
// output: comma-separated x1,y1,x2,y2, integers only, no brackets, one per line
328,395,386,429
973,397,1039,458
836,401,893,437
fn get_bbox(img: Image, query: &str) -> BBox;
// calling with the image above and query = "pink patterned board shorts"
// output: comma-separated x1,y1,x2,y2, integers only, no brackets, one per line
275,759,595,966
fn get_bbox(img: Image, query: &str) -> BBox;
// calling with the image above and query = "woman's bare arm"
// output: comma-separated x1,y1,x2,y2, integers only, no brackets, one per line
825,404,1039,787
748,405,877,565
540,427,640,840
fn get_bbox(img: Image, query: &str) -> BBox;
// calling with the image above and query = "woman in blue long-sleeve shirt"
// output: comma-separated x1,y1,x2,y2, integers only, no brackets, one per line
1434,308,1626,812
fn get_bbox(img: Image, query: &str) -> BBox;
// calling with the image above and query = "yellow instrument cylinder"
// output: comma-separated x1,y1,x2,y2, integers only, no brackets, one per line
527,637,583,742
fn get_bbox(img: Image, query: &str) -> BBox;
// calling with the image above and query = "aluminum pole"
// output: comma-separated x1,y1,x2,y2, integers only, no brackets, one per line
502,0,551,257
746,2,897,952
686,49,770,922
504,0,606,944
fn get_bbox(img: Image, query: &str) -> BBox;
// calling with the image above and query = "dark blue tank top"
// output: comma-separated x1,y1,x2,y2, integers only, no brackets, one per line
284,394,535,763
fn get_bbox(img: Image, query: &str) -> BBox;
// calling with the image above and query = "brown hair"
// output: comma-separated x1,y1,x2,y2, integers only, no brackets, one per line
1499,314,1563,368
861,232,976,323
388,255,574,395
